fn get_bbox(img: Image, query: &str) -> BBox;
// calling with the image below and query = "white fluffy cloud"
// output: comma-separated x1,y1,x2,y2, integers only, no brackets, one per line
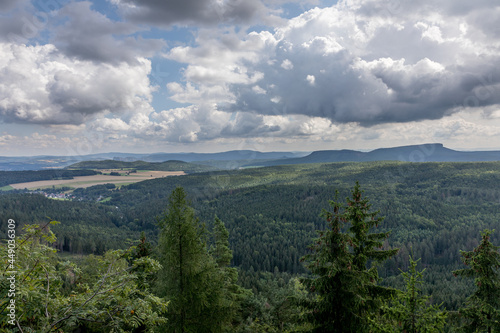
0,42,154,125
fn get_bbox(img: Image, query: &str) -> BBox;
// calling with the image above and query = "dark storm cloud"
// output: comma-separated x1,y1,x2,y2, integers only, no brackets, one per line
53,1,165,65
113,0,268,26
229,54,500,126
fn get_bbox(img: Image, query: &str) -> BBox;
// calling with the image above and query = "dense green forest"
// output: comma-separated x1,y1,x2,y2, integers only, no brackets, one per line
1,161,500,331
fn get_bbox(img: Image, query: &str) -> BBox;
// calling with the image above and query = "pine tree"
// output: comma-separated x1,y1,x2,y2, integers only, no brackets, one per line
453,229,500,333
156,187,221,332
372,256,447,332
301,182,398,332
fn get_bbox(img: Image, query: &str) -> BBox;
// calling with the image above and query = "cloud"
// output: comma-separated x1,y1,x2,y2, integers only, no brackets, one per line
110,0,271,27
166,2,500,127
0,42,155,125
0,0,24,12
221,112,280,137
52,1,165,65
0,0,47,43
127,105,229,143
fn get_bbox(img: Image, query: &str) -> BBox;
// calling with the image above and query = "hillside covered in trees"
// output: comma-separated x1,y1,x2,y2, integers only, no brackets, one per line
66,159,218,173
1,161,500,331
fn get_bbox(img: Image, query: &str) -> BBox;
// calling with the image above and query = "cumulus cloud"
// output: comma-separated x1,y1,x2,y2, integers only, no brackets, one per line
166,1,500,128
0,42,155,125
110,0,271,27
53,1,165,64
0,0,46,43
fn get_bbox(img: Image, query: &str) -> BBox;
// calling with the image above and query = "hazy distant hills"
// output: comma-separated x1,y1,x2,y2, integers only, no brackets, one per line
142,150,305,162
245,143,500,167
1,144,500,171
67,160,217,173
0,151,306,171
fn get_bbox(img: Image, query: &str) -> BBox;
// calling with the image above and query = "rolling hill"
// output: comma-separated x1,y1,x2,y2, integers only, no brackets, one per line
245,143,500,167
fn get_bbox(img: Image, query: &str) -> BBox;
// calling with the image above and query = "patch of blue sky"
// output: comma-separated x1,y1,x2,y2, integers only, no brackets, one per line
149,57,192,112
279,0,335,19
88,0,122,21
141,26,197,48
31,0,69,14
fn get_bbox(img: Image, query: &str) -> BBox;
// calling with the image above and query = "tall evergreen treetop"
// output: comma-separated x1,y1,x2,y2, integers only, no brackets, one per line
211,215,233,268
453,229,500,333
302,182,398,333
156,187,217,332
372,256,447,333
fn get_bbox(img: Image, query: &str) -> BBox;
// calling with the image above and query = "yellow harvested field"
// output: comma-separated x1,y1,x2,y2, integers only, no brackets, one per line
10,171,185,190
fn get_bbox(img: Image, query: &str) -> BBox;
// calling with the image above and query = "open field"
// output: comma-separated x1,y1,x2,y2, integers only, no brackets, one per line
9,171,185,190
98,168,135,174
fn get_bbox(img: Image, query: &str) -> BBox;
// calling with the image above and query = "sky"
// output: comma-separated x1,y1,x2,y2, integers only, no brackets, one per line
0,0,500,156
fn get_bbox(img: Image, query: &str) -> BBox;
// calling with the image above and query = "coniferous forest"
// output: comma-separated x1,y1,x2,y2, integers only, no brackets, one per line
1,161,500,332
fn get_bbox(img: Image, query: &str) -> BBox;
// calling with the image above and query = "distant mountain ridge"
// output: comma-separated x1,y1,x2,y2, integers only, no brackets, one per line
245,143,500,167
1,144,500,171
0,150,307,171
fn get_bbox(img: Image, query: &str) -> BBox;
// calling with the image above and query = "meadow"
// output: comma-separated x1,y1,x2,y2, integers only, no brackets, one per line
9,170,185,190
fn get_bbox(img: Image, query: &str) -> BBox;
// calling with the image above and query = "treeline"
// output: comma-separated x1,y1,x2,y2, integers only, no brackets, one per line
67,159,217,173
0,169,100,187
1,185,499,332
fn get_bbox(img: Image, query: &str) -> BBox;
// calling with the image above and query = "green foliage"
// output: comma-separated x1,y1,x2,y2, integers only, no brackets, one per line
0,221,168,332
156,187,228,332
238,274,312,333
301,182,398,332
209,216,252,332
453,230,500,332
3,161,500,313
372,256,447,332
211,216,233,268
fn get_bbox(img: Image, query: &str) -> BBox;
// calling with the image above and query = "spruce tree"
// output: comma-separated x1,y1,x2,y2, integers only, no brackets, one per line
453,229,500,333
211,216,233,268
372,256,447,332
301,182,398,332
156,187,221,332
209,216,251,332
